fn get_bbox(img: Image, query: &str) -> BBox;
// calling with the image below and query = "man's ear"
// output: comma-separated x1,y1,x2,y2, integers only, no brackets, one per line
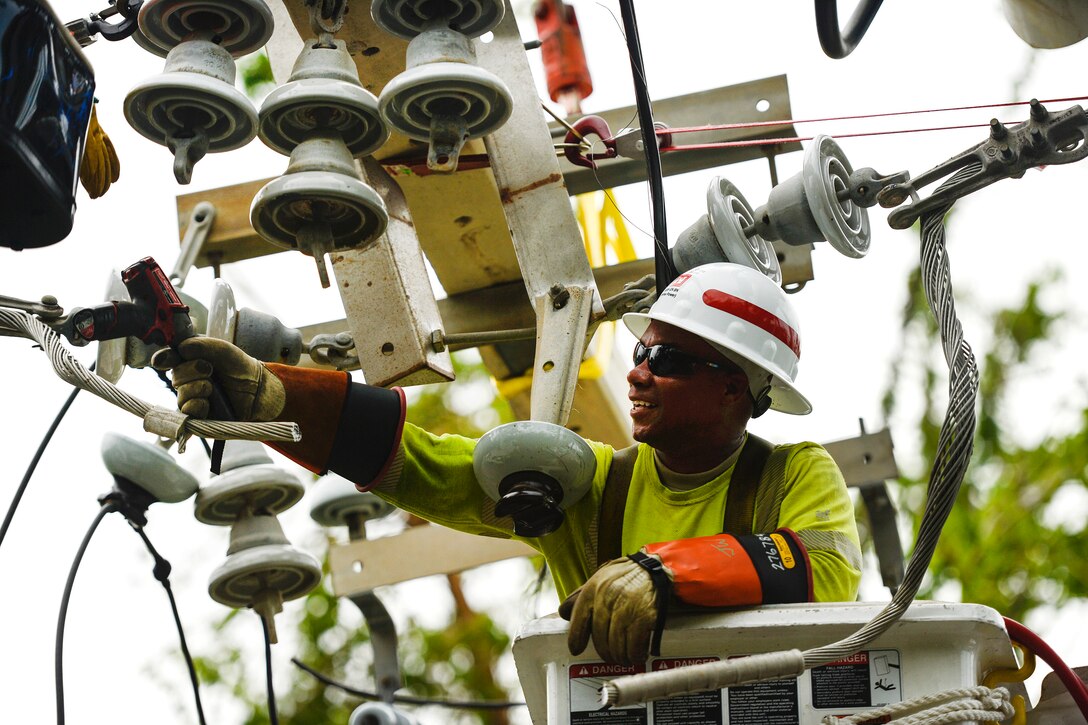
721,372,749,401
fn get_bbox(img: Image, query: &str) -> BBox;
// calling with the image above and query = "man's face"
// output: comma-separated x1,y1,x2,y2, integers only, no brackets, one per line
626,320,748,457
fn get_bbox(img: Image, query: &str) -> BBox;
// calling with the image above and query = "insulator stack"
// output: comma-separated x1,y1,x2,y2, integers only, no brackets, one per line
672,135,874,281
123,0,272,183
194,441,321,643
250,25,390,288
372,0,513,172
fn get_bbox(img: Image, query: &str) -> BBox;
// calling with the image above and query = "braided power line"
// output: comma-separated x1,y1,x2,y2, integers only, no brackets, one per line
0,309,299,445
603,164,982,707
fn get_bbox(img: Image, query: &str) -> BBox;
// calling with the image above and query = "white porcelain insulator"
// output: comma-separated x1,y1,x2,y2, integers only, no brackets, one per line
137,0,274,57
101,432,200,503
378,61,511,143
250,133,388,255
124,40,258,158
371,0,504,40
206,278,238,342
706,177,782,284
195,460,305,525
472,421,597,508
258,39,387,157
208,543,322,609
308,474,396,528
803,134,870,258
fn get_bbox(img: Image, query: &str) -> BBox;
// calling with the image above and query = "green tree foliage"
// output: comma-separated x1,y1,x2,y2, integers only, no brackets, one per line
881,262,1088,621
182,352,522,724
237,50,277,100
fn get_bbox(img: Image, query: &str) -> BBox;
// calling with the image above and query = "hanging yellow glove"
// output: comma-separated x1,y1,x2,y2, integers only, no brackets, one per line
79,102,120,199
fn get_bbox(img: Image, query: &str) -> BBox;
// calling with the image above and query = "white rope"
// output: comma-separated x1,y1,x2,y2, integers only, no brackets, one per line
0,309,300,446
822,686,1014,725
604,163,982,708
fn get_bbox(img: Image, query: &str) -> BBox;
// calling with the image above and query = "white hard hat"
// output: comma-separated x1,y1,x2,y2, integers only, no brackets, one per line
623,262,811,415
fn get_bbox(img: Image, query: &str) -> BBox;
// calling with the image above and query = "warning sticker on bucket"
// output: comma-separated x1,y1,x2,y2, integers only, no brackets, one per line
569,662,647,724
649,657,722,725
726,674,800,725
810,649,902,710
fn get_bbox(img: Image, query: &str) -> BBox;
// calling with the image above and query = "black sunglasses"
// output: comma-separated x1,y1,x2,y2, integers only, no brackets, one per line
632,342,727,377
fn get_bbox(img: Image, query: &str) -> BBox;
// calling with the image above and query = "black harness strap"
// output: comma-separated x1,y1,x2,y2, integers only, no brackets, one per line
723,435,773,537
596,444,639,569
595,435,775,569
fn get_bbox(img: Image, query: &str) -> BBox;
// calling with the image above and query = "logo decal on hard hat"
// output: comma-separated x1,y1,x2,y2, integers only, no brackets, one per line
702,289,801,357
662,273,691,299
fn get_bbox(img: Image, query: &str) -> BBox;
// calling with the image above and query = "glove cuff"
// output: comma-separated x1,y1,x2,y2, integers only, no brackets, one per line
328,383,406,489
644,528,812,608
264,364,352,473
628,552,671,656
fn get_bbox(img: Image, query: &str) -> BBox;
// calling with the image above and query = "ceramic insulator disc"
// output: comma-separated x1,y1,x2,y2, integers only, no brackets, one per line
706,178,783,284
208,545,321,607
124,72,257,152
101,433,200,503
803,134,870,258
371,0,504,39
259,80,387,157
379,61,511,142
250,171,388,252
308,475,396,527
137,0,274,56
194,464,305,524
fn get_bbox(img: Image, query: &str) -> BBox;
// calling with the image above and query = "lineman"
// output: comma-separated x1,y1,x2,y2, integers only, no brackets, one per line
155,262,861,665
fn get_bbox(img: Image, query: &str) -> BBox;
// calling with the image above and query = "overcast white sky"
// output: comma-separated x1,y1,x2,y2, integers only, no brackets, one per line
3,0,1088,723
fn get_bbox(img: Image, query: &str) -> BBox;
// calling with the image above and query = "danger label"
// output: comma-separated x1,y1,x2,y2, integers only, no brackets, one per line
810,649,902,710
569,662,647,725
649,658,722,725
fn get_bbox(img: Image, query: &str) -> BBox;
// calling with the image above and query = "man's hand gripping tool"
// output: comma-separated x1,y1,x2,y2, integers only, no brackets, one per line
61,257,237,468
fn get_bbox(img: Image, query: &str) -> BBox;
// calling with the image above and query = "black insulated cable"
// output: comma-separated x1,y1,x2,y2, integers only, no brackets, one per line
55,503,114,725
132,525,208,725
815,0,885,59
262,615,280,725
291,657,527,710
617,0,676,295
0,383,82,552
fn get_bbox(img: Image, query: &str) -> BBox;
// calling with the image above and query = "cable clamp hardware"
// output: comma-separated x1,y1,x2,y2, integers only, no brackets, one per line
877,100,1088,229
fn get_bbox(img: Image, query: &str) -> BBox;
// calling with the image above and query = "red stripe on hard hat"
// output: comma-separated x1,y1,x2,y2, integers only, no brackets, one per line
702,289,801,357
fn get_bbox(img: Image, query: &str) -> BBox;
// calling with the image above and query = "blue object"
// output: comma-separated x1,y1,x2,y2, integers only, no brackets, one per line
0,0,95,249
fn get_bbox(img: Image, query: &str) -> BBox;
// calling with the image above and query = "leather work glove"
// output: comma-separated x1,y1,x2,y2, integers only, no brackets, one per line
79,103,121,199
558,554,671,666
151,337,285,421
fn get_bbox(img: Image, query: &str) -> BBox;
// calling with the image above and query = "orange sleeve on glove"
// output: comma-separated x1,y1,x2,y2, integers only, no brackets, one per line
644,528,813,608
264,363,352,474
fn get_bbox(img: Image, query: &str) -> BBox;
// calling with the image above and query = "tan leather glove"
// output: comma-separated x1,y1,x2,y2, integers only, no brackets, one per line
558,554,669,666
151,337,285,421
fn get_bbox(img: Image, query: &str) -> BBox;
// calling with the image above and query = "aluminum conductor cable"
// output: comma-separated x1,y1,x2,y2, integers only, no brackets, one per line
602,163,982,708
0,309,299,446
